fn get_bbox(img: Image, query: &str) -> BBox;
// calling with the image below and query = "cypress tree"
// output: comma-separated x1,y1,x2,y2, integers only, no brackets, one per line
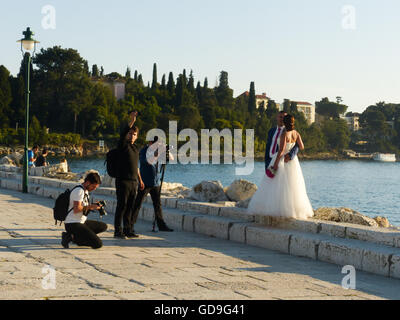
283,99,291,113
161,74,166,90
290,101,298,113
204,77,208,89
215,71,234,109
83,61,90,76
138,74,143,86
196,81,202,105
134,70,138,81
125,67,131,79
248,82,256,114
182,69,187,85
175,75,184,107
92,64,99,77
0,66,12,128
167,72,175,96
266,99,278,118
188,70,195,94
152,63,158,89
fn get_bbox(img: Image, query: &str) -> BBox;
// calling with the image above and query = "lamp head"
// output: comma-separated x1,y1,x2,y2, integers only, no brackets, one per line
17,27,40,53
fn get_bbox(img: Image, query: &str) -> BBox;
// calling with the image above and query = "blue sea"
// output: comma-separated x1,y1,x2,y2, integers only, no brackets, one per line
50,157,400,226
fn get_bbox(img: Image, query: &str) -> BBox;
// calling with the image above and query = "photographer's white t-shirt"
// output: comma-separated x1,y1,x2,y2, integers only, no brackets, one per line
64,186,89,224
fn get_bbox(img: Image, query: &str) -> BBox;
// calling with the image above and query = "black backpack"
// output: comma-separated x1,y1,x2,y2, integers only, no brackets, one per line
105,148,119,178
53,185,84,225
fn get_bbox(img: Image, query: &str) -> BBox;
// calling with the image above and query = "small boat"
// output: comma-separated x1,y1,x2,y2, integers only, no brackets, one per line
373,153,396,162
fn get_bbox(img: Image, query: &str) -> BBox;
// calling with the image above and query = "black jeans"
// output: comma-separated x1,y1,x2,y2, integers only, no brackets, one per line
114,179,138,234
131,186,166,230
65,220,107,249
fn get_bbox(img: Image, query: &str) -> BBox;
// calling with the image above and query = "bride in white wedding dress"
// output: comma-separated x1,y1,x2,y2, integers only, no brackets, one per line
248,114,314,219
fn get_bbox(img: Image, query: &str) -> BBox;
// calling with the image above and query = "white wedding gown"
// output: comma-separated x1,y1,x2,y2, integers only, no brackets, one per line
248,139,314,219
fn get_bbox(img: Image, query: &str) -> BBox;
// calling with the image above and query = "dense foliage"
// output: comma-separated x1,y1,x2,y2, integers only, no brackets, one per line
0,46,399,155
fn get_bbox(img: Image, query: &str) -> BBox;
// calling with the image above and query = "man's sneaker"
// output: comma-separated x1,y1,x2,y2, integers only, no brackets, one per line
61,232,72,248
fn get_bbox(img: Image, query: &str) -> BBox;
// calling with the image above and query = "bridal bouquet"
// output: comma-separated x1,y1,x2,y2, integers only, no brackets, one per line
266,166,277,178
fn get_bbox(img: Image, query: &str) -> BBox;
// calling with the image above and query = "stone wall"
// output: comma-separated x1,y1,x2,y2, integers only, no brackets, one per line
1,170,400,280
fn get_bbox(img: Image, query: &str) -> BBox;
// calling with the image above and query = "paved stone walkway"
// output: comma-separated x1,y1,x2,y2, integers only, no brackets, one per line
1,188,400,300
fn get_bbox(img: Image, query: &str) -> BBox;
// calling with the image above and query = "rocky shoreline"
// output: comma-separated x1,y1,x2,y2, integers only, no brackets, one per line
0,145,108,158
0,146,373,162
0,151,397,230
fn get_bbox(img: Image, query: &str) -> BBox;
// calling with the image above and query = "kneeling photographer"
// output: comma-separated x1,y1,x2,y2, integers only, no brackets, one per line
61,172,108,249
131,136,174,233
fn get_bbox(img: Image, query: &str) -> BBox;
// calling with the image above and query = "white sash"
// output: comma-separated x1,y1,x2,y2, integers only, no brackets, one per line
269,126,284,158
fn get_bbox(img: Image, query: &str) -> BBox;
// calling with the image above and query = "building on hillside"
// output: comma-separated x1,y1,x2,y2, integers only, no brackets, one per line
279,101,316,125
238,91,270,109
255,92,269,109
91,77,126,101
342,114,361,131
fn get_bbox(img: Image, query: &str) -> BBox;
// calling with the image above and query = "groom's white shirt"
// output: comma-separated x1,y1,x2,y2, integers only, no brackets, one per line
269,126,285,158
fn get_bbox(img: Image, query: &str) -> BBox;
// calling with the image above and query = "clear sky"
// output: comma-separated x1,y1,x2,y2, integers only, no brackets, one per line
1,0,399,113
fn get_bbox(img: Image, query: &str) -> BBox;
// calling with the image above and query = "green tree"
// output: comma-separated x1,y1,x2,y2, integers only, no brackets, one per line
248,82,256,114
316,97,348,118
92,65,99,77
266,99,279,119
125,67,131,79
214,71,234,109
321,119,350,151
152,63,158,90
0,66,12,128
303,124,326,153
290,101,298,113
283,99,291,113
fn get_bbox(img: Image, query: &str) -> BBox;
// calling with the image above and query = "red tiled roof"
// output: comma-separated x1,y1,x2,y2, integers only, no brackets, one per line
293,101,312,106
239,91,269,99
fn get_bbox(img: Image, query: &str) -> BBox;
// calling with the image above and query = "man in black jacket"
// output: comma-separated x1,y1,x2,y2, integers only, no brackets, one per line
114,111,145,239
130,137,173,233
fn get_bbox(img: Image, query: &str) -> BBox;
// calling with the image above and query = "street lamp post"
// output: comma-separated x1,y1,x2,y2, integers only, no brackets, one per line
17,27,39,193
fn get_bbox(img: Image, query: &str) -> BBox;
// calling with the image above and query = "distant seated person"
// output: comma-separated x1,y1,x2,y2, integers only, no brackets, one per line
28,145,39,167
35,148,49,167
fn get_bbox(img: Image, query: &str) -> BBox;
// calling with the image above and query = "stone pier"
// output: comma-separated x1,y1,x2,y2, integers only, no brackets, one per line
1,169,400,300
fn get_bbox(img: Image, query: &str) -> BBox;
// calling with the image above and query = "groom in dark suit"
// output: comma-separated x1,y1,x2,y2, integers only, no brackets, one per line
265,111,299,172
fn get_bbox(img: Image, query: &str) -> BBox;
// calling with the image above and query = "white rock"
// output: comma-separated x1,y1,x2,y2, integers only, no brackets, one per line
189,181,228,203
30,163,69,177
8,152,23,165
101,174,115,188
236,198,251,208
78,169,100,182
313,207,379,227
161,182,191,198
0,156,16,166
225,179,257,202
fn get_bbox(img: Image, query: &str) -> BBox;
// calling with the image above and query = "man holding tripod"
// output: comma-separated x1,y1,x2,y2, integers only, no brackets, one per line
130,136,174,233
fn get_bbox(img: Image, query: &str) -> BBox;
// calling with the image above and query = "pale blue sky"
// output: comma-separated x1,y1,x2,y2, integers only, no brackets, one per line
1,0,399,112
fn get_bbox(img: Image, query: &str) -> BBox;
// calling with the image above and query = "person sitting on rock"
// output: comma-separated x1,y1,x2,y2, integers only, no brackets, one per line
28,145,39,167
34,148,49,167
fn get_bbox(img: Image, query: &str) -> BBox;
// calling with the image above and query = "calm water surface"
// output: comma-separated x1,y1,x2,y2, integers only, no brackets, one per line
51,157,400,226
